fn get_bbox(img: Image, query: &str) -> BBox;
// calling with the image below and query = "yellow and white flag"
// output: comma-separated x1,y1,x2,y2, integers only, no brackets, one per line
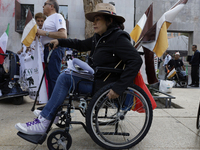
130,3,153,43
130,4,158,84
141,0,188,57
21,9,37,47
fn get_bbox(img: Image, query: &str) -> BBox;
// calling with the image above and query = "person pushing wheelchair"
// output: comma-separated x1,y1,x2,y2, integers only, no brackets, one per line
15,2,142,135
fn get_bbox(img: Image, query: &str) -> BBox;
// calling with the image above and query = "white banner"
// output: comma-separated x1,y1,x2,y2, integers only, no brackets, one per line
30,37,48,104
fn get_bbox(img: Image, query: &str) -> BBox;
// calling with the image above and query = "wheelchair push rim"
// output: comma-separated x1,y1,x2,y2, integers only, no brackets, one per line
86,83,153,149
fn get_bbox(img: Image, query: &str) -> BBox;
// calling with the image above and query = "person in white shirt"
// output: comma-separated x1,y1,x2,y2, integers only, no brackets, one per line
37,0,67,98
163,51,172,73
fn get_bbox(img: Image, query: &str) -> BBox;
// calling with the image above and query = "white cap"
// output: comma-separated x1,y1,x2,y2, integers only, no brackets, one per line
175,52,180,55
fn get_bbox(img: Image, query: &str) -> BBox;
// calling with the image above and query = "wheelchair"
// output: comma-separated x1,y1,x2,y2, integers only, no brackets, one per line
166,67,188,88
17,67,153,150
0,50,29,104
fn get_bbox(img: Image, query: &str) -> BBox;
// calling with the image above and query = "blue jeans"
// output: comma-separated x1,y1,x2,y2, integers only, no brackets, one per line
40,72,93,120
44,46,65,98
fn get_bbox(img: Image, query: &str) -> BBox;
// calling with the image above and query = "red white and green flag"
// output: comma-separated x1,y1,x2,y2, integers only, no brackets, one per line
0,23,9,64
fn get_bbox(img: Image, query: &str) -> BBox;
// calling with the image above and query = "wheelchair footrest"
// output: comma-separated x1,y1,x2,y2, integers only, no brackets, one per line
17,132,47,144
101,132,130,136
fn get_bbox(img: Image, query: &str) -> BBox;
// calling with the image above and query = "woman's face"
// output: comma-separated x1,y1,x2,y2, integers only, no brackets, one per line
93,15,108,36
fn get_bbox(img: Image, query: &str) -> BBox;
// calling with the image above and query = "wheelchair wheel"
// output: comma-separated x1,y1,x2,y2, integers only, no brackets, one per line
47,130,72,150
13,96,23,105
86,83,153,150
56,111,67,128
196,102,200,129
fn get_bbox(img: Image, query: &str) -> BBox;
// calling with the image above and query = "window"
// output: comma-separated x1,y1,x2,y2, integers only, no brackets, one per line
59,5,68,20
15,0,34,33
167,32,172,37
173,33,179,37
59,5,69,34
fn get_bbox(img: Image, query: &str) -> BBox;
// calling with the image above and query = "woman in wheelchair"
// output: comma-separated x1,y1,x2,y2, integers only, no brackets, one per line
15,3,142,137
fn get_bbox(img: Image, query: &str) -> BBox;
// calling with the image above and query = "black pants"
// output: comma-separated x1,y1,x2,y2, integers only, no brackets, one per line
191,65,199,85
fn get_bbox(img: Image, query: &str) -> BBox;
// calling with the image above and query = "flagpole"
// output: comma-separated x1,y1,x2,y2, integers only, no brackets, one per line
103,60,122,82
134,0,136,27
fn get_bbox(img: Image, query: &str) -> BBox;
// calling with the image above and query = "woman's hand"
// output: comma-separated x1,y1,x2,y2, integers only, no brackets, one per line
49,39,59,50
107,89,119,100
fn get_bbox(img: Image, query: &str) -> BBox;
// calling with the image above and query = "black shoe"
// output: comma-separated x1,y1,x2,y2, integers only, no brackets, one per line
188,84,194,86
191,84,199,87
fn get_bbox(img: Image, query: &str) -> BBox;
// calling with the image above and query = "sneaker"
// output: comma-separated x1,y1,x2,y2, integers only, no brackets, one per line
33,109,59,124
15,115,50,135
33,109,42,117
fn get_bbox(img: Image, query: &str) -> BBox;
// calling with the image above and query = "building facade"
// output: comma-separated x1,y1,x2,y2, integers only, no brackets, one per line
0,0,198,55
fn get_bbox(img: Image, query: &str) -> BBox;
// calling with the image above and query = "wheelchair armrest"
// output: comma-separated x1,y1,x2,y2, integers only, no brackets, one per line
95,67,123,74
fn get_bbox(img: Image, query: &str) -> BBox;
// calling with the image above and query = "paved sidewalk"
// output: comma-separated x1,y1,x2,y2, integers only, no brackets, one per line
0,86,200,150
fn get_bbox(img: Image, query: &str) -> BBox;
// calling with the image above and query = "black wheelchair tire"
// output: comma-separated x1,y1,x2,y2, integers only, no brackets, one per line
13,96,23,105
86,83,153,150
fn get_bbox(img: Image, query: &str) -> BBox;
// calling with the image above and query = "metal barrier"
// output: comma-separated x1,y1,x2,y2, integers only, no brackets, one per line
150,87,176,108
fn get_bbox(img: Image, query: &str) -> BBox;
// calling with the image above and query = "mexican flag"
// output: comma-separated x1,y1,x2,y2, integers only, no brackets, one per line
0,23,9,64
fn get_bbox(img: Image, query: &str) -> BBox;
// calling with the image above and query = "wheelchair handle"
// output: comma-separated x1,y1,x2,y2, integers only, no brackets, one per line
47,50,53,64
49,43,54,49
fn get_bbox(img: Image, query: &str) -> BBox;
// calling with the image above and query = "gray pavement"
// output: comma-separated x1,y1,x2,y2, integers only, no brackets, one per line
0,85,200,150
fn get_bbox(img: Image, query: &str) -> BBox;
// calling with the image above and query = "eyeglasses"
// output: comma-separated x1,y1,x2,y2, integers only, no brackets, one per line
44,2,52,6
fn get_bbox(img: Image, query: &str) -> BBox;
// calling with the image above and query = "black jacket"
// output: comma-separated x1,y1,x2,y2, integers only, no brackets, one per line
190,50,200,66
58,27,142,95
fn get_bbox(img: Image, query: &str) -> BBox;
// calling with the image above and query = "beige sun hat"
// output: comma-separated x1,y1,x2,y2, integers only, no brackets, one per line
85,3,125,23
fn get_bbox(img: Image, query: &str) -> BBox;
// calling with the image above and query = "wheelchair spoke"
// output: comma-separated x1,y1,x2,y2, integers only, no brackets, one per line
54,137,58,141
52,142,57,145
56,146,59,150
